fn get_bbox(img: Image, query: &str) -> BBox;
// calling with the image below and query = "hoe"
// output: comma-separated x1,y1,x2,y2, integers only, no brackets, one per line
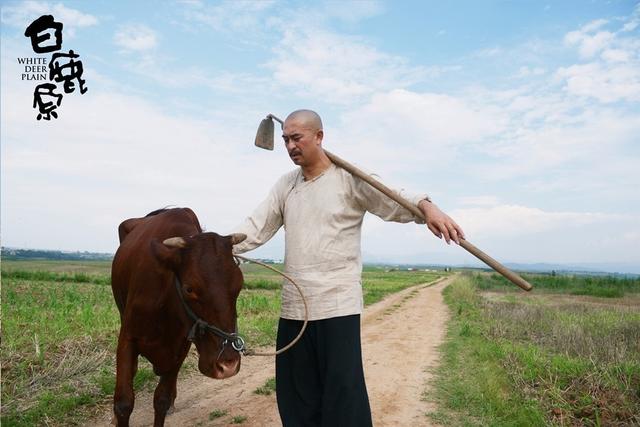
255,114,533,292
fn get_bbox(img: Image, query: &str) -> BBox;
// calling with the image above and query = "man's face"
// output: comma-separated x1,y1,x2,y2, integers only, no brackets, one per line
282,117,322,167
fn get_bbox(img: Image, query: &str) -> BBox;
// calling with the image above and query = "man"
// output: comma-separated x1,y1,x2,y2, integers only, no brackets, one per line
233,109,464,426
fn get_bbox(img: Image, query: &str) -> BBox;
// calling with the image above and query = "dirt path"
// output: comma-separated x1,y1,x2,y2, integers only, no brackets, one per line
91,277,451,426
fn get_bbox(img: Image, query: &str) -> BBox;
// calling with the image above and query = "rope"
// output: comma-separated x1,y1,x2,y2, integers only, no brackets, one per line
234,254,309,357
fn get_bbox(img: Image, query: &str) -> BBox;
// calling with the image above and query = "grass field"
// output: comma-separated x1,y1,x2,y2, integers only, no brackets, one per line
1,259,441,426
428,272,640,426
475,272,640,298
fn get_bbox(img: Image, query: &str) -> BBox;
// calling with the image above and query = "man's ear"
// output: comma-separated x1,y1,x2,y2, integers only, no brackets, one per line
150,238,182,269
316,129,324,144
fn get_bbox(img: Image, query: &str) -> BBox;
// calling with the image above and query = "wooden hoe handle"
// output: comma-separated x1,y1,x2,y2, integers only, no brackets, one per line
324,149,533,292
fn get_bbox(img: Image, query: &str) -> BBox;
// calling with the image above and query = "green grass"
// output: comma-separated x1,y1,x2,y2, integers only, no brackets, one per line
484,297,640,365
231,415,248,424
476,272,640,297
362,270,442,305
237,290,281,347
428,273,640,426
1,259,112,274
208,409,227,420
1,260,437,426
0,273,161,427
1,269,111,285
427,276,546,426
254,377,276,395
243,278,281,290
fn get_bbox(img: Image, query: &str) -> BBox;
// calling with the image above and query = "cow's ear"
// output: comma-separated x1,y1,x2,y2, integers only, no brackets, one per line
150,238,182,268
218,233,246,253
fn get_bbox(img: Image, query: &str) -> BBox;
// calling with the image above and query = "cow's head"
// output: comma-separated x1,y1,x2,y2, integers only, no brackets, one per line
151,232,246,379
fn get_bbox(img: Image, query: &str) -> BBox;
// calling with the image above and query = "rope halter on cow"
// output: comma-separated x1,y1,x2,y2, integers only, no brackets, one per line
174,277,246,353
174,255,308,357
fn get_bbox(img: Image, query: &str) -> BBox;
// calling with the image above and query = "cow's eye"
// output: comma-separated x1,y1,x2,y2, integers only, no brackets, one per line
185,286,193,294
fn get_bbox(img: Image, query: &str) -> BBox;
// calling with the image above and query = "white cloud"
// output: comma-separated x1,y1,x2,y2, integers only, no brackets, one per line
457,11,640,184
473,106,640,183
321,0,384,24
267,28,427,104
443,203,640,264
314,17,640,205
3,1,639,269
355,89,504,143
621,3,640,32
579,18,608,33
457,196,501,206
0,70,288,252
564,27,614,59
552,10,640,104
556,62,640,103
1,1,97,39
333,88,507,174
179,0,381,39
474,47,503,57
130,56,269,92
177,0,204,6
622,21,639,32
179,0,276,37
516,66,546,78
451,204,630,238
601,48,631,62
114,24,158,52
177,1,438,104
52,3,97,28
623,230,640,243
360,203,640,266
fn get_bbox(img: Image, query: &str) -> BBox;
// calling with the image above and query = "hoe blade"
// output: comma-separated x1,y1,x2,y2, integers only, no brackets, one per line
255,118,275,150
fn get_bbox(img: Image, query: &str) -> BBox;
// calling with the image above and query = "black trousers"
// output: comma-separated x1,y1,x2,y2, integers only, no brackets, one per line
275,315,373,427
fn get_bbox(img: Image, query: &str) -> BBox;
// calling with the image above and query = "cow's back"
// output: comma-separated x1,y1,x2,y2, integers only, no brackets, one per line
111,208,201,315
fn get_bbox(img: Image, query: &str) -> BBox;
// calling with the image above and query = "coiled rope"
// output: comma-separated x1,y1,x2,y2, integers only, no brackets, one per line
234,254,308,356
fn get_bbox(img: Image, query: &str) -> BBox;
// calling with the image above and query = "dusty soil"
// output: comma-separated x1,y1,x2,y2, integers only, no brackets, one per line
91,277,452,427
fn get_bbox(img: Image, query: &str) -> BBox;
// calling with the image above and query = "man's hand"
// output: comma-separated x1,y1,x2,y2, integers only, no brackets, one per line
418,200,465,245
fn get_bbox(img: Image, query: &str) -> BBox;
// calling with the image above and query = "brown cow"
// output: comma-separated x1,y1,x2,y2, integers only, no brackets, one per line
111,208,246,426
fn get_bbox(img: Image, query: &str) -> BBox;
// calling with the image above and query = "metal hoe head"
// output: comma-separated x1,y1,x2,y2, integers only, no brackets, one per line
254,114,284,151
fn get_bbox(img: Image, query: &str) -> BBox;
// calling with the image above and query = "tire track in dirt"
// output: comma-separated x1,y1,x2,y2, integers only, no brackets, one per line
91,276,452,426
362,277,450,427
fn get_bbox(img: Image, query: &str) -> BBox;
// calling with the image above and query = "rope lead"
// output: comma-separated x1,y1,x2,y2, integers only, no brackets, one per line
234,254,309,357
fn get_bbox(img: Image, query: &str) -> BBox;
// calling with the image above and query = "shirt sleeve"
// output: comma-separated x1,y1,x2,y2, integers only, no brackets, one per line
231,173,291,254
350,170,428,224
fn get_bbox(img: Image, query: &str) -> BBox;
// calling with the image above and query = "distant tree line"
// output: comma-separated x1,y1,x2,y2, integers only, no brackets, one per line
1,247,113,261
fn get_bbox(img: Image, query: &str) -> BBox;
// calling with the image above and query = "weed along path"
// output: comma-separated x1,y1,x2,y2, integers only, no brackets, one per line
91,277,451,426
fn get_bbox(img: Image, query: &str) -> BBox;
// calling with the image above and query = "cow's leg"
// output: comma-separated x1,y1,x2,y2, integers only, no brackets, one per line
152,364,181,427
113,339,138,427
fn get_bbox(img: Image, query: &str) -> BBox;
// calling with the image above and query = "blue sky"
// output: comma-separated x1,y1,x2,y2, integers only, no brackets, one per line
2,1,639,271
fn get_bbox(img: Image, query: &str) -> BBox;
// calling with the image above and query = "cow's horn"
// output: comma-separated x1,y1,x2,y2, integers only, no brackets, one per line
163,237,187,248
230,233,247,245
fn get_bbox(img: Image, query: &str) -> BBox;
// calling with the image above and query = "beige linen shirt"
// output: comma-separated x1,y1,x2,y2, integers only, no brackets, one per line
233,163,427,321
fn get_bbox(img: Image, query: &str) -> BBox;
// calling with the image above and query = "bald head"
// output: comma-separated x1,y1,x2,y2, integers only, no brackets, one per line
282,109,328,172
285,109,323,131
